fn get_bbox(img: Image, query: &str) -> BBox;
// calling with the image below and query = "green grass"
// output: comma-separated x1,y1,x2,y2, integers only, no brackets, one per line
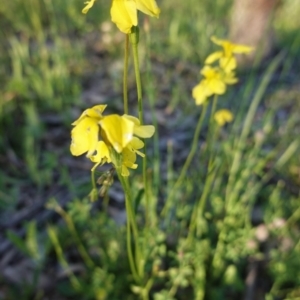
0,0,300,299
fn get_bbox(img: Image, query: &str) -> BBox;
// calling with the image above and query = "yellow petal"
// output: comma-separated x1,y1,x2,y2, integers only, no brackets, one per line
220,56,236,73
122,115,155,138
200,65,217,78
121,147,138,176
100,115,134,153
134,125,155,138
130,137,144,150
85,105,107,118
210,36,226,47
192,81,211,105
122,147,137,167
111,0,137,34
70,117,99,156
82,0,96,14
205,51,223,65
127,138,145,157
223,72,238,85
211,36,253,55
208,78,226,95
232,44,254,54
72,105,106,125
121,165,130,176
136,0,160,17
90,141,111,163
122,114,140,125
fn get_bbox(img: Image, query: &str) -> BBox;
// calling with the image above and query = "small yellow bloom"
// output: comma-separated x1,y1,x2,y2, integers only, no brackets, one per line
82,0,96,14
210,36,253,55
70,105,155,176
110,0,160,34
121,147,138,176
126,137,145,157
192,66,238,105
205,36,253,73
214,109,234,126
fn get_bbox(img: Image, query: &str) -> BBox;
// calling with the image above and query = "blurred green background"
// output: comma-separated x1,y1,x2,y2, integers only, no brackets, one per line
0,0,300,299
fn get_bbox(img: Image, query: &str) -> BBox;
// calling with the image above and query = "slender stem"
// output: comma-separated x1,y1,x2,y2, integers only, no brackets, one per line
130,26,143,123
187,96,219,242
125,198,140,283
118,171,142,282
124,176,144,280
187,166,216,244
47,225,81,291
47,199,94,270
91,168,96,190
225,53,282,202
209,95,218,126
161,104,208,217
187,96,220,243
121,177,139,244
130,26,150,228
144,30,161,226
206,95,218,167
90,163,100,201
123,34,129,114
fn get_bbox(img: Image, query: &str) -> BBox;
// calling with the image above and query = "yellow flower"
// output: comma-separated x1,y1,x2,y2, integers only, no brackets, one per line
82,0,96,14
192,66,238,105
214,109,234,126
70,105,155,176
70,105,106,157
110,0,160,34
205,36,253,73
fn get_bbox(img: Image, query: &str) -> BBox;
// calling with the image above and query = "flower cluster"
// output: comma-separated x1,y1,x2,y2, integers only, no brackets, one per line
192,36,253,105
82,0,160,34
70,105,155,176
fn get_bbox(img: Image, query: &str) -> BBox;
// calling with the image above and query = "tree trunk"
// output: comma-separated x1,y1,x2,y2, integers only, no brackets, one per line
229,0,280,66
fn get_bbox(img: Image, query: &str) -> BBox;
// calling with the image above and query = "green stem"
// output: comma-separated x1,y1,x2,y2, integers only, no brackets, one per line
161,103,208,217
55,206,95,269
125,197,140,283
130,26,150,227
225,53,283,202
145,25,160,225
118,171,142,282
90,163,100,202
206,95,219,173
130,26,143,123
209,95,218,127
123,34,129,114
187,166,216,244
47,225,81,291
